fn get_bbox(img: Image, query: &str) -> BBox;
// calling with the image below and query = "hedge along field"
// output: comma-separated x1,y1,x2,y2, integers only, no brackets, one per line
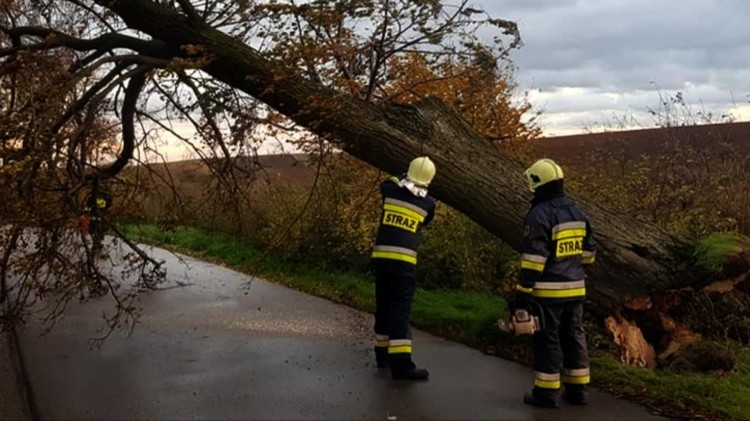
123,153,521,294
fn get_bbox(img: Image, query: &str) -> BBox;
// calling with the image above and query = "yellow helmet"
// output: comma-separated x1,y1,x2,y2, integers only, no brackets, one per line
524,158,563,192
407,156,436,187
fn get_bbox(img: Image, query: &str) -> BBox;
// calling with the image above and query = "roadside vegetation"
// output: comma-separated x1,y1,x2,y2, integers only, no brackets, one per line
126,223,750,420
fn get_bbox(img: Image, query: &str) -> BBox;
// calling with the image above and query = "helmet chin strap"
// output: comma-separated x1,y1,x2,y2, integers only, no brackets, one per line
399,178,429,197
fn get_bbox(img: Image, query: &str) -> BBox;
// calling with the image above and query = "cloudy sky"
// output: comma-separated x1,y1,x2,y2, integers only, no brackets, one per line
480,0,750,136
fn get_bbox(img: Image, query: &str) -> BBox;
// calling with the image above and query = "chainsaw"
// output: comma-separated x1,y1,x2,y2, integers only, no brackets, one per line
497,308,541,336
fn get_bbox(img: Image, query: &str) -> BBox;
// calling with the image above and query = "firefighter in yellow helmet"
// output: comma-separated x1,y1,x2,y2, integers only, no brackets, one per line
513,158,597,407
84,183,112,254
371,156,436,380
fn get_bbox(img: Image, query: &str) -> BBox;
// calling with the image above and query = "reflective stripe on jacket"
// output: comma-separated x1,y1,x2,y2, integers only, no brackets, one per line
371,178,435,264
519,196,596,298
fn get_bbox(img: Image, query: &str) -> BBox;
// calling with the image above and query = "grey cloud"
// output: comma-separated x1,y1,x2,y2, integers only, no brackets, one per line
533,84,743,115
524,61,750,94
484,0,750,79
477,0,580,13
475,0,750,133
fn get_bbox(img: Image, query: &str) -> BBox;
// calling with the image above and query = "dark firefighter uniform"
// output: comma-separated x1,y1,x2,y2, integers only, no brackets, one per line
371,176,435,380
84,189,112,251
518,173,597,407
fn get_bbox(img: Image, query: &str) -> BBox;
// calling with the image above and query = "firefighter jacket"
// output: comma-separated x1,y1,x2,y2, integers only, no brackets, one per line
84,191,112,221
371,178,436,265
519,188,596,299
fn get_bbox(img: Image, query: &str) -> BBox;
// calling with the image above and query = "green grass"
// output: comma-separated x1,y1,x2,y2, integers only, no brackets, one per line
693,232,743,275
125,223,750,420
590,348,750,420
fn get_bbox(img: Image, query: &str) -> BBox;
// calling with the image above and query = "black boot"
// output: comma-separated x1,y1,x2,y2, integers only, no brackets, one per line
562,384,588,405
393,367,429,380
389,353,429,380
523,389,559,408
374,346,389,368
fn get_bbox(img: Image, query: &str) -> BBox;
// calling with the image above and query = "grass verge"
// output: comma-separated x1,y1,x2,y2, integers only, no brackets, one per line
125,223,750,420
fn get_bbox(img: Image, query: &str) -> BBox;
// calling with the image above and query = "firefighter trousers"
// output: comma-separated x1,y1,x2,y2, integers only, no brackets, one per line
531,298,590,399
372,259,417,373
90,218,106,247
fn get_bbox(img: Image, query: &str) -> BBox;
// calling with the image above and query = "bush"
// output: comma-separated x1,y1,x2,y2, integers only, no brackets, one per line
418,206,518,292
130,153,520,294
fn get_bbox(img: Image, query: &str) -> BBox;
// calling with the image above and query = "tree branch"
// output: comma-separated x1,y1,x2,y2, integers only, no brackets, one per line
95,68,149,180
175,0,200,22
1,26,178,58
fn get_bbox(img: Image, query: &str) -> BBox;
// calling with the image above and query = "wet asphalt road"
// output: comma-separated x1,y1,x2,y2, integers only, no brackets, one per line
17,244,663,420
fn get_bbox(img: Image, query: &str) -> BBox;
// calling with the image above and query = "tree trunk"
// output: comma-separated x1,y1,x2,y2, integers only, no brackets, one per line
95,0,750,364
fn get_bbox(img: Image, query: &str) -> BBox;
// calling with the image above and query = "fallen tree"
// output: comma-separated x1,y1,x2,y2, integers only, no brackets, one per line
3,0,749,364
86,0,684,301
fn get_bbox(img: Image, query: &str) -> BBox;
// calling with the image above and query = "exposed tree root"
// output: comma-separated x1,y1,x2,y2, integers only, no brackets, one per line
605,270,750,370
